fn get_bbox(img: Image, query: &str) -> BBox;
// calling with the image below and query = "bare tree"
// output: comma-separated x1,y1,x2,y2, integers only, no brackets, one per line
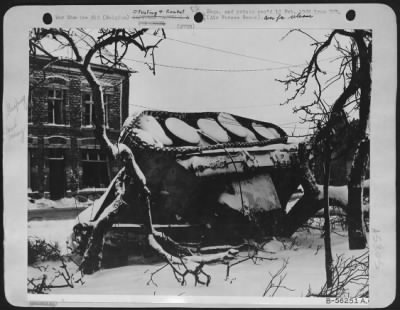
278,29,371,251
307,251,369,298
29,28,239,279
28,237,84,294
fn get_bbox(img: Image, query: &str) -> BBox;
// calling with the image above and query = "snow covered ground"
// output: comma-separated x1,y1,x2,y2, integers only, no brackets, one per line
28,215,368,298
28,219,77,254
28,197,94,210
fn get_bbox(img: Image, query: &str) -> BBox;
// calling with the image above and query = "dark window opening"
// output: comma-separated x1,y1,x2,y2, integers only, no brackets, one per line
82,162,109,188
48,148,65,159
104,93,110,127
81,149,109,188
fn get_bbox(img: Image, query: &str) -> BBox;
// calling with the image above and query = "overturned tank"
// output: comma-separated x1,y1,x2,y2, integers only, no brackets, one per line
75,110,302,262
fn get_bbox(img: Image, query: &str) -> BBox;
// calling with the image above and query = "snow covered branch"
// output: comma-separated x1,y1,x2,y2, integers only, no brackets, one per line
307,251,369,298
262,258,294,297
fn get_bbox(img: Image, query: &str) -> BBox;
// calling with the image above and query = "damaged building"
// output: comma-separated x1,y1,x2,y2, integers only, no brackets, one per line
28,55,130,199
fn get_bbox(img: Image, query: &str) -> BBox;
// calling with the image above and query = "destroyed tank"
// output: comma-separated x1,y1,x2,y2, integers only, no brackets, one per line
77,110,301,250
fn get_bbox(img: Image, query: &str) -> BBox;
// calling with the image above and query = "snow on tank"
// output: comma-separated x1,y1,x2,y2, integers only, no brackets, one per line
120,110,292,150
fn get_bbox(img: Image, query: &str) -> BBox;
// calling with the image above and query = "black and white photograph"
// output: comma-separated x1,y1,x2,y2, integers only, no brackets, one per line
2,4,397,307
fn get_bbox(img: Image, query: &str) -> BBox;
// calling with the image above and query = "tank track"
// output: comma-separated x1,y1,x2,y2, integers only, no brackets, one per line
118,110,289,156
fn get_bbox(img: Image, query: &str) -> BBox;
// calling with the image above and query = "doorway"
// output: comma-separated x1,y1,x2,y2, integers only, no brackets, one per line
49,158,65,200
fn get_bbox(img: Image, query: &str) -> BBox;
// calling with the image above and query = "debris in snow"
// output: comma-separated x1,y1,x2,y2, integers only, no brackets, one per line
28,196,97,210
262,239,283,253
28,218,369,297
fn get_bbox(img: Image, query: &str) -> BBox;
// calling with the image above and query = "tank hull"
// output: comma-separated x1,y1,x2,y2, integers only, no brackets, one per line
75,110,301,252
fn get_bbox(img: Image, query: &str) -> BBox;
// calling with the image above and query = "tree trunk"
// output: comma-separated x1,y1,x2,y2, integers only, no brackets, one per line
347,139,369,249
79,199,126,274
323,147,333,287
346,33,370,250
281,143,322,236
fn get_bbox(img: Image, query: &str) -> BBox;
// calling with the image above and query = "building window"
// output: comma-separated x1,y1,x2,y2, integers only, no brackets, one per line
48,148,65,159
82,93,93,126
81,149,109,188
47,87,67,124
82,92,110,127
104,94,110,127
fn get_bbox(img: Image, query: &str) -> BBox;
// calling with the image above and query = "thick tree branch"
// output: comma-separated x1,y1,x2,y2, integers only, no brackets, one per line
82,29,148,68
31,28,83,61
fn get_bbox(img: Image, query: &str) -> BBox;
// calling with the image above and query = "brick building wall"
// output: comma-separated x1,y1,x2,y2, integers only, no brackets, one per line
28,55,130,199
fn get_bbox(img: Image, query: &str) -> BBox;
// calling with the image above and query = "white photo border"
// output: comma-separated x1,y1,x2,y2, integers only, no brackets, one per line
3,3,397,307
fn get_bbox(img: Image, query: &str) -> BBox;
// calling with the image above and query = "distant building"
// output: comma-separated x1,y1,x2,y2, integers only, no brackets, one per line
28,55,130,199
